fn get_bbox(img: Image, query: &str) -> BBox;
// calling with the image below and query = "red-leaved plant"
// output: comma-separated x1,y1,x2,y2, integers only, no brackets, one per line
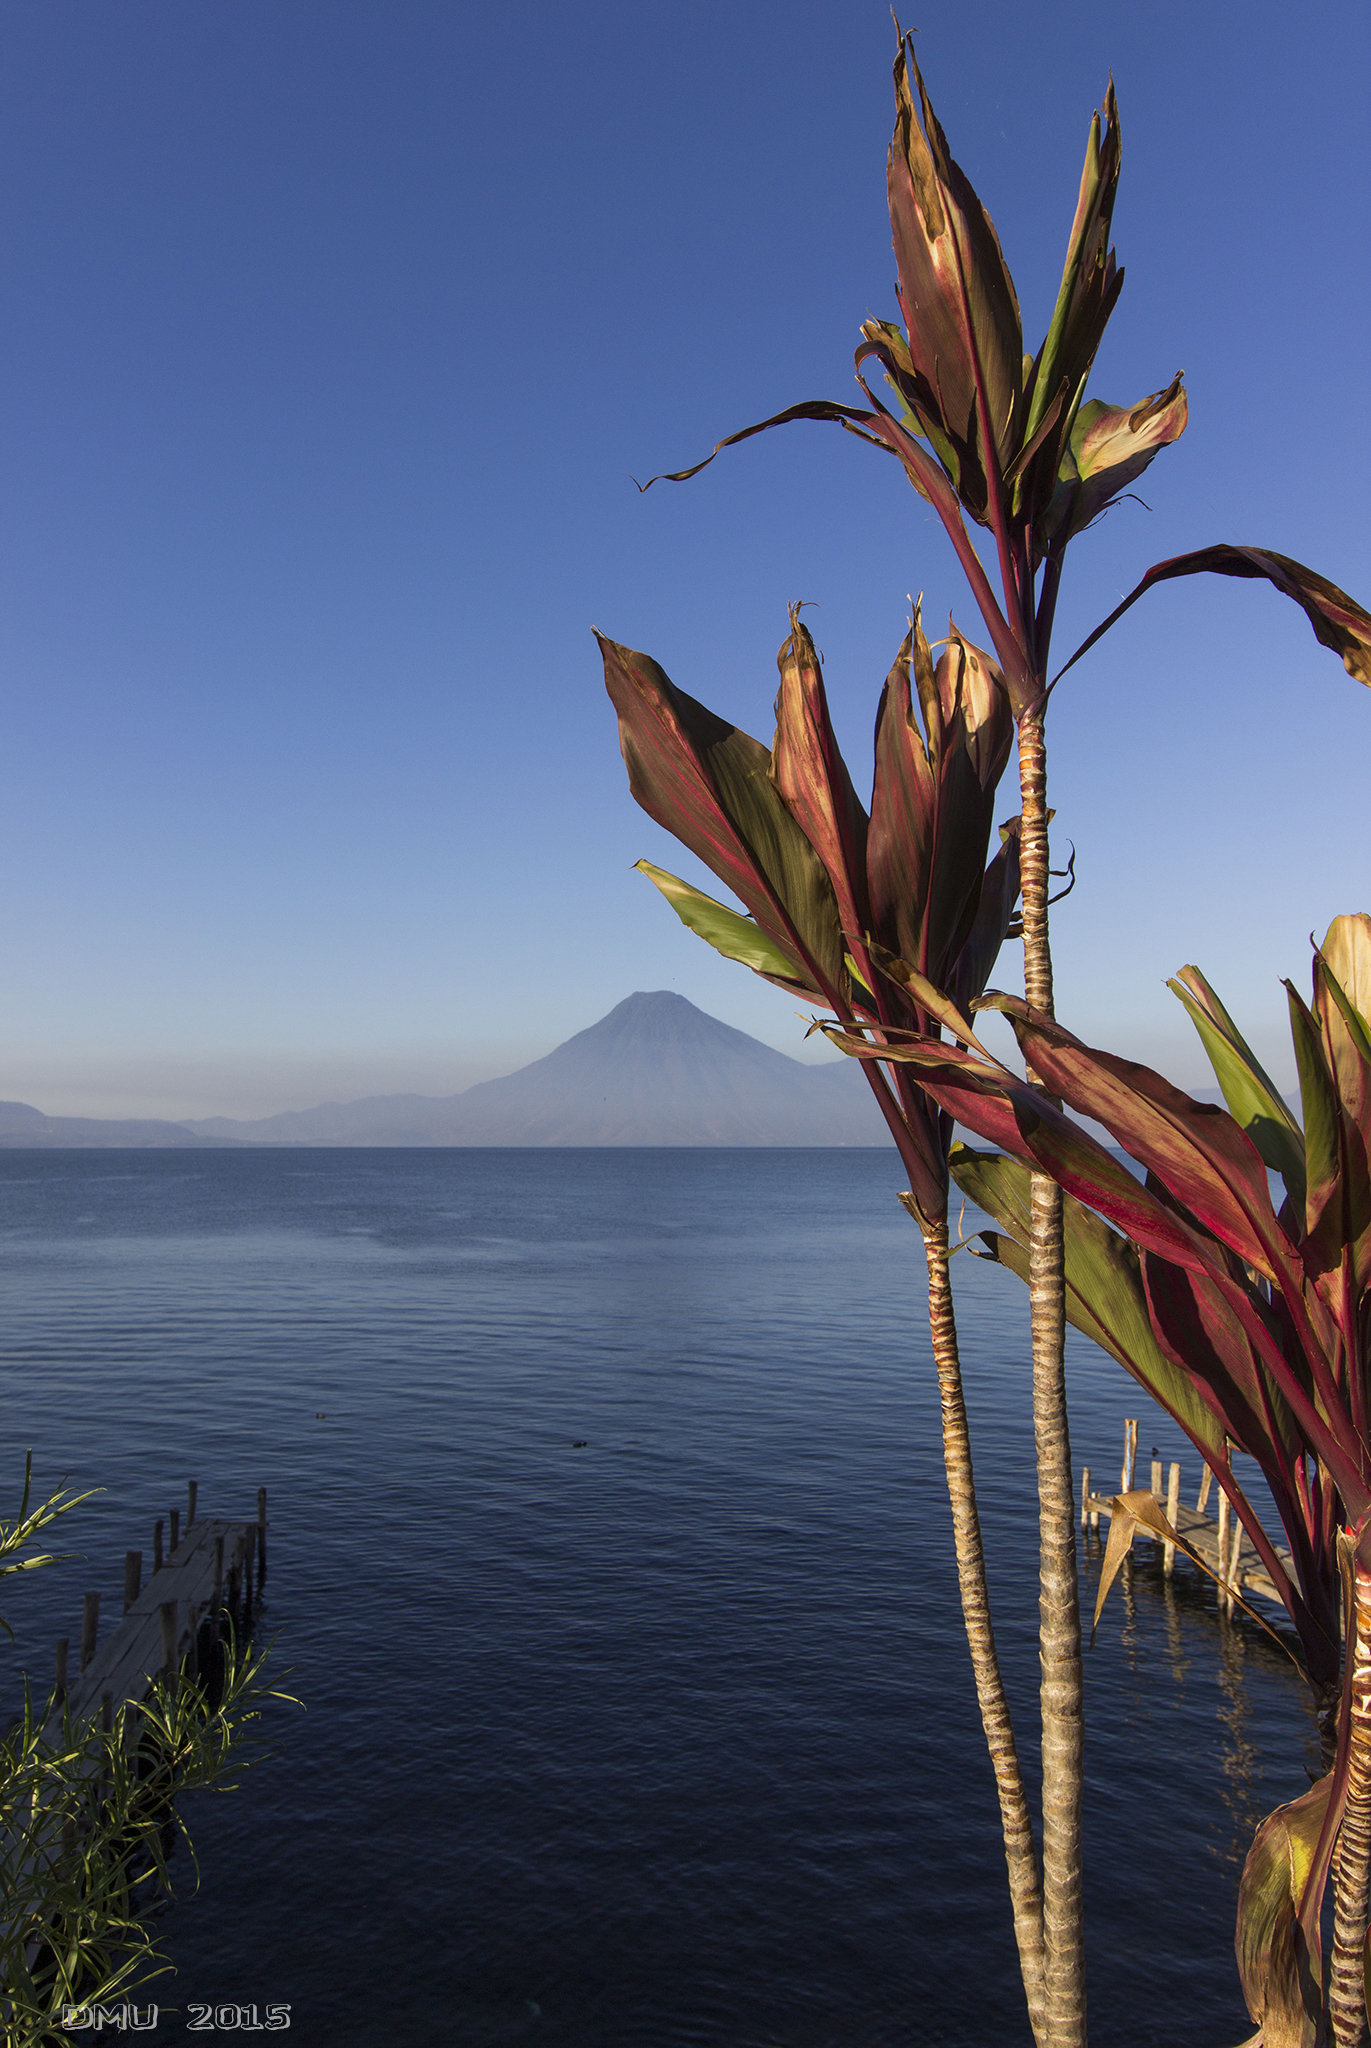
602,29,1371,2046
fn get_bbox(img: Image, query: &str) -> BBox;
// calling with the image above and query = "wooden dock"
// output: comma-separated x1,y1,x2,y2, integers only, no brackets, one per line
1080,1423,1291,1611
7,1486,271,1996
44,1484,269,1737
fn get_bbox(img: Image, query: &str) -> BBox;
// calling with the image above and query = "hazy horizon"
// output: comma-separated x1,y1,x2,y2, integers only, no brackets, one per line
2,2,1365,1123
3,989,856,1124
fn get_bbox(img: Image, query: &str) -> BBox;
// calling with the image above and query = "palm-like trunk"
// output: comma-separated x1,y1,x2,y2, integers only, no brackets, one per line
1330,1559,1371,2047
1018,706,1087,2048
921,1213,1048,2045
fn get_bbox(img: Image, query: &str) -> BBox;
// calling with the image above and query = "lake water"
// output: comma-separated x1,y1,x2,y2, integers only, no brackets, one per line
0,1149,1319,2046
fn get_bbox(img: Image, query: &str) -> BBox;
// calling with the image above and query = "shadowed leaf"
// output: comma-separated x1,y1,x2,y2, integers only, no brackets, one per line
1235,1776,1331,2048
948,818,1022,1015
867,616,1014,978
1053,545,1371,690
1286,980,1342,1261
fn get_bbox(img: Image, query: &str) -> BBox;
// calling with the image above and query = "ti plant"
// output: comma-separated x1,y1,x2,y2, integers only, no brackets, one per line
820,912,1371,2047
598,604,1056,2026
604,27,1371,2048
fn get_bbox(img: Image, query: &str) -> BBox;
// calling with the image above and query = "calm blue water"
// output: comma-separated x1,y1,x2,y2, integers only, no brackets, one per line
0,1150,1319,2046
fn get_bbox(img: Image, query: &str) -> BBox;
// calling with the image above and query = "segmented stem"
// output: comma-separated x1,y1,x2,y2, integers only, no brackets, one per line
922,1216,1048,2045
1018,707,1087,2048
1330,1560,1371,2047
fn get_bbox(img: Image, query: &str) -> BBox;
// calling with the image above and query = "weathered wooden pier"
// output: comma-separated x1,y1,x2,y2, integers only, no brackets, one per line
4,1485,272,1999
44,1482,269,1739
1080,1420,1291,1612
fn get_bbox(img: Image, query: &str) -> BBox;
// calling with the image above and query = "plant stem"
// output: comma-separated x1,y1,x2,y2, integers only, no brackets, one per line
1330,1558,1371,2047
1018,706,1087,2048
922,1213,1048,2045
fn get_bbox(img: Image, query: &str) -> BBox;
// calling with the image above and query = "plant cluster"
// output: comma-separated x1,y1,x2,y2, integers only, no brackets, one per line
598,30,1371,2048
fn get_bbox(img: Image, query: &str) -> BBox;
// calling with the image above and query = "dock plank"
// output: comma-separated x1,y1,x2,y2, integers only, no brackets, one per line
52,1516,259,1734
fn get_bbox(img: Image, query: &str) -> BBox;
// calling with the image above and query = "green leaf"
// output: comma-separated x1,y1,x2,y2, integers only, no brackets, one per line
1287,981,1342,1257
634,861,817,990
1169,965,1306,1213
1023,86,1122,441
1235,1776,1331,2048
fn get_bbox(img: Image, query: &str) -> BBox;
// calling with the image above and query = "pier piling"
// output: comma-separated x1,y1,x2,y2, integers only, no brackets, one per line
80,1593,100,1673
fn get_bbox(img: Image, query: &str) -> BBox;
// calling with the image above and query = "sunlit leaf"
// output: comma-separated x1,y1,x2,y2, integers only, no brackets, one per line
598,632,849,1000
985,996,1289,1283
1041,374,1187,546
771,609,871,950
633,861,818,992
1321,914,1371,1032
1019,81,1123,518
885,38,1024,522
1169,965,1306,1213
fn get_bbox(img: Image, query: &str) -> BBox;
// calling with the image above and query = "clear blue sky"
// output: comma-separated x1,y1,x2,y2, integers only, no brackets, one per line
2,0,1367,1119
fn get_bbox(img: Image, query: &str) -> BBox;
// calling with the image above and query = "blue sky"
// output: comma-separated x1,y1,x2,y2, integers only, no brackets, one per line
2,0,1367,1119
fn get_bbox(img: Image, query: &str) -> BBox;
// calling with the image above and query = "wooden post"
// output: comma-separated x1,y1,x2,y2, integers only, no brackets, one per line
1150,1454,1163,1498
1197,1465,1213,1514
123,1551,142,1614
1121,1418,1138,1492
212,1534,224,1613
257,1487,268,1582
159,1600,178,1678
1229,1517,1245,1599
80,1591,100,1672
187,1480,198,1529
1164,1462,1181,1577
1080,1466,1091,1529
153,1518,164,1573
227,1563,241,1621
54,1638,68,1704
1216,1485,1231,1612
170,1507,181,1554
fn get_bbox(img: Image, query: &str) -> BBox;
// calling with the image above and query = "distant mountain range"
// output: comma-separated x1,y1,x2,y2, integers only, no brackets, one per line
0,1101,241,1149
1,993,891,1148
